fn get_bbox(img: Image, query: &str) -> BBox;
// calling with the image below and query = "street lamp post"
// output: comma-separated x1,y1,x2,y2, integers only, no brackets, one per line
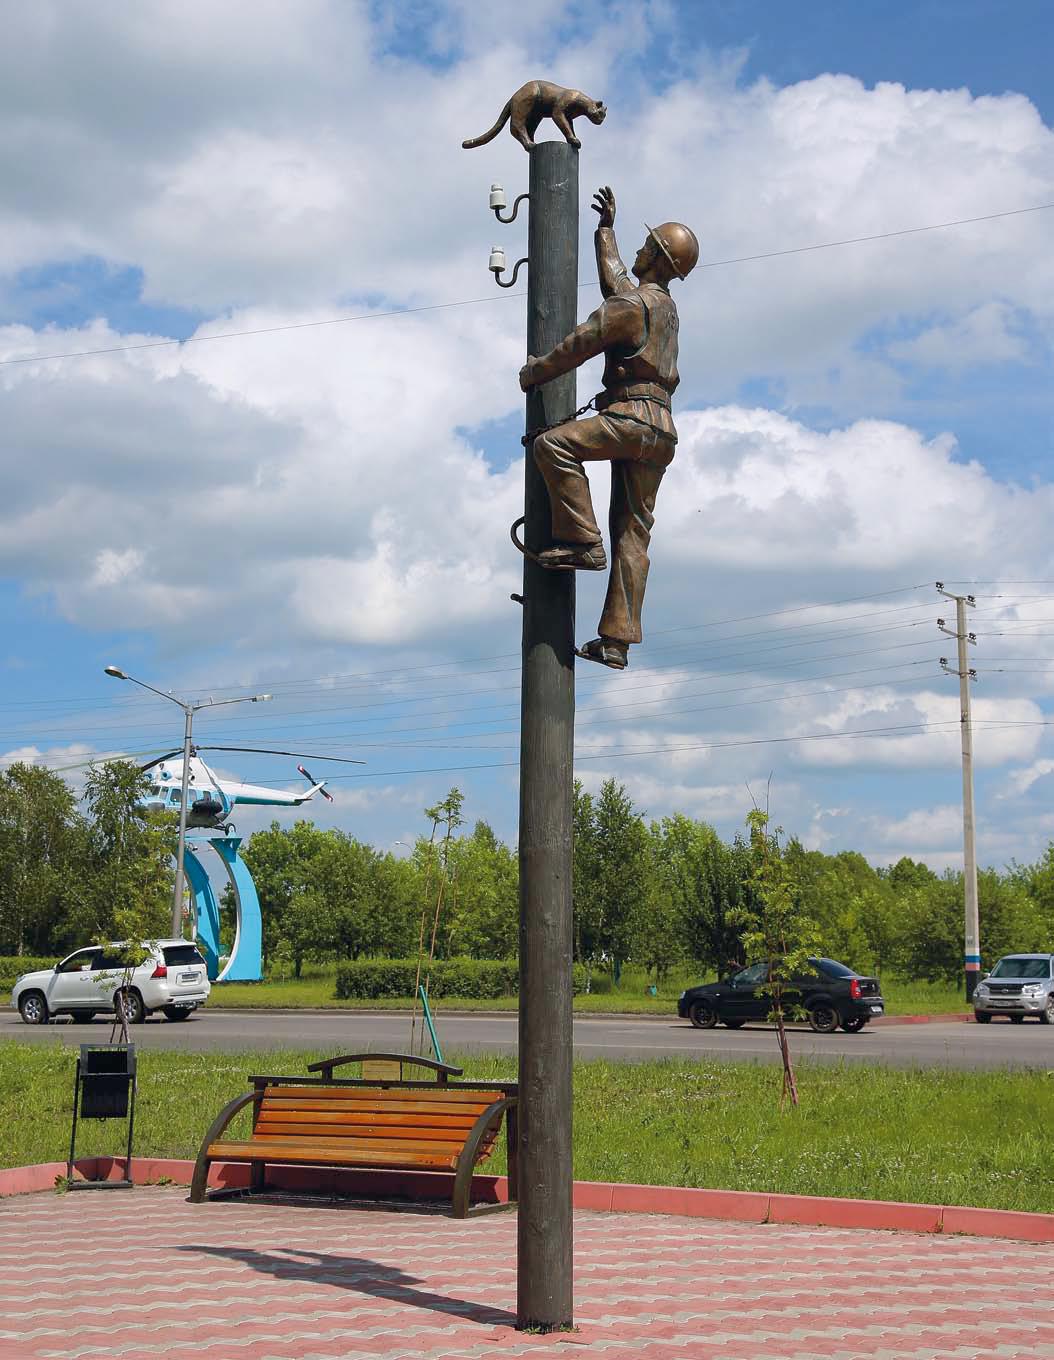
104,667,271,939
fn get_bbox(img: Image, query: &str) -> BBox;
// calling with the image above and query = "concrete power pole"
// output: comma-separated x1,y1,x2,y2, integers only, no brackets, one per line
938,584,980,999
515,140,579,1331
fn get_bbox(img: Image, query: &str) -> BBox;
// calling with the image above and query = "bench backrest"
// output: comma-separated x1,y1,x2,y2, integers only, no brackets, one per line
253,1084,506,1165
306,1052,465,1083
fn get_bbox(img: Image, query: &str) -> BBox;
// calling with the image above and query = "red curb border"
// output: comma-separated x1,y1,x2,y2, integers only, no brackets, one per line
3,1157,1052,1242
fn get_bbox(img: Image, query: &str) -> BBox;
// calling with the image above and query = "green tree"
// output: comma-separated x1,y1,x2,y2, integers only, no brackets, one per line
890,866,1045,985
365,850,420,957
0,763,82,955
280,886,335,979
309,831,378,960
403,789,463,1012
891,875,961,982
883,855,939,893
797,848,896,976
977,868,1046,968
585,779,650,982
78,761,175,1040
240,820,328,971
572,781,600,975
1014,843,1054,945
446,821,518,958
647,814,744,977
78,761,172,945
731,810,821,1107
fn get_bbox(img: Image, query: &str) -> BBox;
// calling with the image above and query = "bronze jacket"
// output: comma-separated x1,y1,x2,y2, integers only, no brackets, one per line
527,226,680,441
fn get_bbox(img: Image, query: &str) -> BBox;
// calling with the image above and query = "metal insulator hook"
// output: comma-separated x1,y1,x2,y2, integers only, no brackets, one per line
490,183,530,224
489,246,528,288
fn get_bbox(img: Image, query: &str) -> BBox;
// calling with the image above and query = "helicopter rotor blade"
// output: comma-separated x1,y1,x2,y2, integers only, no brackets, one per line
138,749,184,773
195,745,365,765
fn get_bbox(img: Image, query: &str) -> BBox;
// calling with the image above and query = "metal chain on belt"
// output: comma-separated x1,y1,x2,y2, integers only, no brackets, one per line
521,398,596,447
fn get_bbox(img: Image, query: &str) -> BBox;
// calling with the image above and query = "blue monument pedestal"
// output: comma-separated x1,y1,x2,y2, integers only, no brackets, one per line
183,836,263,982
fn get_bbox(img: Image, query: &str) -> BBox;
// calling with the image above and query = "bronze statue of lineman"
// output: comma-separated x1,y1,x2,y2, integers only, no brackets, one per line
519,186,698,670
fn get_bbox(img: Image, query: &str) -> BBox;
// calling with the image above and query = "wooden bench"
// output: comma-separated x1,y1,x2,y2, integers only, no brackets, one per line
190,1053,518,1217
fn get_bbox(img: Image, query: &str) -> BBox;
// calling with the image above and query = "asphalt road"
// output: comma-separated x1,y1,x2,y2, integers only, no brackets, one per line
3,1007,1053,1069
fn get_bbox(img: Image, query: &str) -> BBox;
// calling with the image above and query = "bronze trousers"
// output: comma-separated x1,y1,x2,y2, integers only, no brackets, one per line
532,413,673,646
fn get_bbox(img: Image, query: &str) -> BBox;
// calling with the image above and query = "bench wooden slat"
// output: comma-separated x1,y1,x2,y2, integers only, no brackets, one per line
261,1099,494,1119
257,1109,481,1131
217,1134,468,1155
252,1122,472,1148
209,1139,459,1170
264,1085,494,1105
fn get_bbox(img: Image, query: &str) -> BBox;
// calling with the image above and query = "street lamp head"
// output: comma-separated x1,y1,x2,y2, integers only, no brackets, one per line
253,694,273,703
104,665,129,680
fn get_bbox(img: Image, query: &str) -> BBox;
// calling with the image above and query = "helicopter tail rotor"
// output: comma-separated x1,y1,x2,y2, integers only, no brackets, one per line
297,763,334,802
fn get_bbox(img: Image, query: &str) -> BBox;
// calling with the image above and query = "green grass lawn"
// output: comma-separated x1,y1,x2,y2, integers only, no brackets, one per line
3,1040,1048,1212
0,968,969,1017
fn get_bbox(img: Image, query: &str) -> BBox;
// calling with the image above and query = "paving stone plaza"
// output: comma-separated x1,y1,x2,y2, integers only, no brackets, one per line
3,1187,1053,1360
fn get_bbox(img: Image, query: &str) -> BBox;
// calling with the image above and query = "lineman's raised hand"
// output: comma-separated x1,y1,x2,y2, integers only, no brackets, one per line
592,186,615,229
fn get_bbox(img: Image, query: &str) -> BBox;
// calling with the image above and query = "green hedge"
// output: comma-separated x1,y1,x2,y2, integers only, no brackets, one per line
334,958,586,1000
0,956,57,988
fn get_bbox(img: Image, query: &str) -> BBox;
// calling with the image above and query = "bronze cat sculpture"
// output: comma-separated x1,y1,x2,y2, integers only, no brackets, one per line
462,80,606,153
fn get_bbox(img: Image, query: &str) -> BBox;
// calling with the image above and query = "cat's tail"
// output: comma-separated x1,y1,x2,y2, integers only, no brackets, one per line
462,100,512,149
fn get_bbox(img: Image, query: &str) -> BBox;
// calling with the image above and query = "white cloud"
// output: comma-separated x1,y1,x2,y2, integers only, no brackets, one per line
664,406,1054,575
998,758,1054,800
786,689,1043,770
0,743,94,770
874,803,964,849
0,8,1050,391
888,302,1030,370
2,5,1054,863
91,548,143,586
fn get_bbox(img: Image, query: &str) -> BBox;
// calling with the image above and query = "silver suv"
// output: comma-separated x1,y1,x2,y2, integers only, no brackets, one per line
973,954,1054,1024
11,940,210,1025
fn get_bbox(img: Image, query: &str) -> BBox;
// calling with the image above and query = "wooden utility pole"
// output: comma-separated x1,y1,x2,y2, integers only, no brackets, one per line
939,584,980,998
517,139,579,1331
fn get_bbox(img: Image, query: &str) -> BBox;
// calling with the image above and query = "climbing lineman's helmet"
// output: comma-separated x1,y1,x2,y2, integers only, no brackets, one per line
644,221,700,280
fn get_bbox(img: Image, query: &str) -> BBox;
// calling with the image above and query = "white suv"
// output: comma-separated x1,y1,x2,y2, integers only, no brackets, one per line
11,940,210,1025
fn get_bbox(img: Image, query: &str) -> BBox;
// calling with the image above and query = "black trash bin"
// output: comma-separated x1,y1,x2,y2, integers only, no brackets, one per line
67,1044,137,1188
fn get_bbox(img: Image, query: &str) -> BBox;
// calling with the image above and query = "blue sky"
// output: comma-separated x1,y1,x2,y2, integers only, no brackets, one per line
1,0,1052,874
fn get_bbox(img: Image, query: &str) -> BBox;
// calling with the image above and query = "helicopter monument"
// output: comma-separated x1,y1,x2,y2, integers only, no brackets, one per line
138,743,358,982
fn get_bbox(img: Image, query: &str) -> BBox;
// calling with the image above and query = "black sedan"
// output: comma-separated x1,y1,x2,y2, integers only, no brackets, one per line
677,958,884,1034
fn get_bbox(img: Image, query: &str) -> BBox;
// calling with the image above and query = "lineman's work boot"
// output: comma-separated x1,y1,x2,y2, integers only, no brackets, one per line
576,637,629,670
536,540,608,572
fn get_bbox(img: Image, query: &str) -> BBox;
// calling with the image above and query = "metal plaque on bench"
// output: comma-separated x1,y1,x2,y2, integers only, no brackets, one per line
361,1058,402,1082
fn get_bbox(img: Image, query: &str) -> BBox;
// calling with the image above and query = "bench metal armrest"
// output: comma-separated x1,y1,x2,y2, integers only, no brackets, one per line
452,1096,518,1218
190,1091,259,1203
306,1052,465,1082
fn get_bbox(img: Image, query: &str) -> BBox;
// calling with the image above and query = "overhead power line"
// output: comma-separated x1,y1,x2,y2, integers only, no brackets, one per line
2,204,1050,368
261,717,1037,783
695,201,1054,269
0,583,934,714
27,715,986,779
7,597,1045,746
33,663,943,770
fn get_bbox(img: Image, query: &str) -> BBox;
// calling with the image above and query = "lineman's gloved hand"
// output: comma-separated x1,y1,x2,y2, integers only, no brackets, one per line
519,357,542,391
592,186,615,229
